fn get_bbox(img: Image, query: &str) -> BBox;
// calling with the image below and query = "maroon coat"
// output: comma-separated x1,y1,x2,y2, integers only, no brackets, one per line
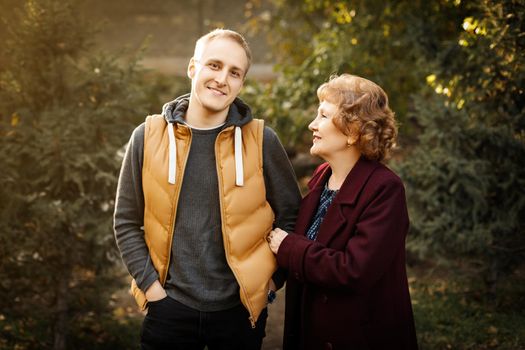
277,157,418,350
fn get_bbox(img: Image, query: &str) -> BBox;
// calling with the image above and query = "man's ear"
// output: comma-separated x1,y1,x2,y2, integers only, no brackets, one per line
187,57,196,79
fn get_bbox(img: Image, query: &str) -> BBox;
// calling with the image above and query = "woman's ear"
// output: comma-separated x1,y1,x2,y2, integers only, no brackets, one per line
346,124,359,146
347,135,358,147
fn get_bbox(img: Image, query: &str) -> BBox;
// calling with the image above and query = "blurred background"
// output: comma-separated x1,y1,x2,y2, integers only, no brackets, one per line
0,0,524,349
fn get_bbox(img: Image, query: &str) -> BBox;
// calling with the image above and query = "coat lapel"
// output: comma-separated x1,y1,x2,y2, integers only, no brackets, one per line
315,157,381,245
293,164,331,236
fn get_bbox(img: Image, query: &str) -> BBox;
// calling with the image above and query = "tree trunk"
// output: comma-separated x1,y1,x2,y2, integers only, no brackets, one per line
53,274,69,350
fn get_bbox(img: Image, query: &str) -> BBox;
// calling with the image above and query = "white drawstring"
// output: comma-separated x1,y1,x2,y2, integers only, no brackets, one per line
167,123,176,184
167,122,242,186
234,126,244,186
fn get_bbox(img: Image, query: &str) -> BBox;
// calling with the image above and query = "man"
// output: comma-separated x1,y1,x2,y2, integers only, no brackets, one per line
114,28,301,349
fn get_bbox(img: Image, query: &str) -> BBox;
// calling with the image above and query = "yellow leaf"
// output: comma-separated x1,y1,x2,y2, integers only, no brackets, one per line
113,307,126,318
11,113,19,126
426,74,436,85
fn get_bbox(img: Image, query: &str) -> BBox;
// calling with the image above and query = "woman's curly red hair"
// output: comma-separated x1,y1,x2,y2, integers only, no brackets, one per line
317,74,398,161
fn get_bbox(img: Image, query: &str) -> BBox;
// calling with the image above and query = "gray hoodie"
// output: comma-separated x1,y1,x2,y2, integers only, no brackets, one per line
114,95,301,311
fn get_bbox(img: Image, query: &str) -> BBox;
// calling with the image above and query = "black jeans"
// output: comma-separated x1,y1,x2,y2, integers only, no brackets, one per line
140,296,268,350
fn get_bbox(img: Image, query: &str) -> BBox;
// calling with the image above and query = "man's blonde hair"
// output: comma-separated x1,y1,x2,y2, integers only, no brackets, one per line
193,28,252,74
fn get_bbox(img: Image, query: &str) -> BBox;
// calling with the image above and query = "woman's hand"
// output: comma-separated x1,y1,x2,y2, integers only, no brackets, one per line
267,228,288,254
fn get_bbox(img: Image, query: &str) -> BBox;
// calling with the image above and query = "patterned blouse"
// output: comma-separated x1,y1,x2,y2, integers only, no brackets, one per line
306,182,339,241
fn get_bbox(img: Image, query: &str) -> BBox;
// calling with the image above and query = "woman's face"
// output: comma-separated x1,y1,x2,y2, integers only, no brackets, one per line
308,100,350,160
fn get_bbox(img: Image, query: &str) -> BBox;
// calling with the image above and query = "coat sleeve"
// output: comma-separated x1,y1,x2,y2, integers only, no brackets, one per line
277,176,409,292
113,123,159,292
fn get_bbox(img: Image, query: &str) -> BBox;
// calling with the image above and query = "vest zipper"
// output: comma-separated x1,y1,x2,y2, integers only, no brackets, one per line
215,127,257,329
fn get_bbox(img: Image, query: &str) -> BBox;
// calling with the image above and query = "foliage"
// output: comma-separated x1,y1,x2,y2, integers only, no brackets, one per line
0,0,148,348
398,0,525,288
244,0,525,290
242,0,470,150
141,72,190,113
66,308,141,350
410,264,525,349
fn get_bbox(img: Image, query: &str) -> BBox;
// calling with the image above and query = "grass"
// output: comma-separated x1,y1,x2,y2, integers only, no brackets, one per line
3,262,523,349
410,263,525,349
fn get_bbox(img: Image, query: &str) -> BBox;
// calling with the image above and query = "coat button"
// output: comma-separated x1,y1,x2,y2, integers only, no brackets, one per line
294,272,300,280
324,342,333,350
322,294,328,303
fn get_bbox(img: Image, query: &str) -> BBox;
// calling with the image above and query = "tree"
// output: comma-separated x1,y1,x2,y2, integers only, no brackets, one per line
242,0,468,152
398,0,525,290
244,0,525,290
0,1,147,348
241,0,472,182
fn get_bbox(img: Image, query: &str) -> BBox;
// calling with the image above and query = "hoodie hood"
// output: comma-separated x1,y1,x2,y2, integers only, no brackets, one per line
161,94,253,186
162,93,254,128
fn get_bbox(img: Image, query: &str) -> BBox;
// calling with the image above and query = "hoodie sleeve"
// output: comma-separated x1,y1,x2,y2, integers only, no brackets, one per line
113,123,159,292
263,126,302,288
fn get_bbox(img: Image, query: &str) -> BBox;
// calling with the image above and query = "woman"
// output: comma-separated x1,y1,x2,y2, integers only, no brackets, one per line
268,74,418,350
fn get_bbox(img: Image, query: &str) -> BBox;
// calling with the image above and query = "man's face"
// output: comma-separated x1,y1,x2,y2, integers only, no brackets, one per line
188,37,248,117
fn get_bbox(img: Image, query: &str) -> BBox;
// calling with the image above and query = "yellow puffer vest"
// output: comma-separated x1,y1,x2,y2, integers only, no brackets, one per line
130,114,275,325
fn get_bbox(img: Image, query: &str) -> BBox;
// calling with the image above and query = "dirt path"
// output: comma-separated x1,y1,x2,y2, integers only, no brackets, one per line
263,288,285,349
